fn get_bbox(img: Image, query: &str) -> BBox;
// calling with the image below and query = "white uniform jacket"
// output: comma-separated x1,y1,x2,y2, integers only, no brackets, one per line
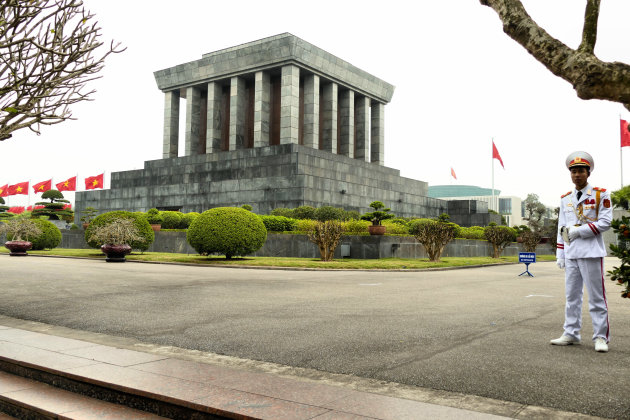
556,184,612,260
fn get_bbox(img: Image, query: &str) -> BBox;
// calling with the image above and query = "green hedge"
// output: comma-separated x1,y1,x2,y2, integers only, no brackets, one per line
187,207,267,258
85,211,154,251
457,226,486,240
179,212,199,229
259,215,297,232
295,219,318,232
342,219,370,234
160,211,183,229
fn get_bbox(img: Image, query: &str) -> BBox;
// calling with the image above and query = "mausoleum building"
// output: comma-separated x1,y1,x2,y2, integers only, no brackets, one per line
75,33,495,225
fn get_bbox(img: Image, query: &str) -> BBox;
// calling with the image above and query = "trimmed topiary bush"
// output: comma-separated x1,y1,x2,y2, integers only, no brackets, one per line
260,215,298,232
187,207,267,258
293,205,316,220
179,212,199,229
146,208,163,225
409,218,459,262
160,211,183,229
484,223,517,258
29,219,62,250
85,211,154,251
314,206,344,221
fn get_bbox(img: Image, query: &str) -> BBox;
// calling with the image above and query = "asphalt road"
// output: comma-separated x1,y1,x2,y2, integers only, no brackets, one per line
1,255,628,418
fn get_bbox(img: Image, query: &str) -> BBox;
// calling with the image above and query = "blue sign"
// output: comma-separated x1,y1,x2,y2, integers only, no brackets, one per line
519,252,536,264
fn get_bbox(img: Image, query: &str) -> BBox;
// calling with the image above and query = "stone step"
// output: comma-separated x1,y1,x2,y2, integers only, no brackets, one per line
0,370,166,419
0,360,236,419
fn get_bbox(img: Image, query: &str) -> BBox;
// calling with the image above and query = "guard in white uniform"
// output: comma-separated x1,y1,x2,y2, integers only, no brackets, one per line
552,151,612,352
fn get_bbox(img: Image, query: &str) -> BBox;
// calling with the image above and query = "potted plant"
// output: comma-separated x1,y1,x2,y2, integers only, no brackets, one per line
146,208,163,231
80,207,98,229
87,218,143,262
361,201,394,235
1,219,42,256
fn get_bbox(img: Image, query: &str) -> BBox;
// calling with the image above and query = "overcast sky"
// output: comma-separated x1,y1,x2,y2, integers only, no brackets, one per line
2,0,630,210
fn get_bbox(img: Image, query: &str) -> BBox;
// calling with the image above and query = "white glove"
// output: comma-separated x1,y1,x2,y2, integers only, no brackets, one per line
557,259,565,269
568,227,580,241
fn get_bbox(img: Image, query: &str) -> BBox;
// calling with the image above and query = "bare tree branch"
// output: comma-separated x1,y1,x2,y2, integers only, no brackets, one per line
0,0,125,141
480,0,630,111
579,0,601,54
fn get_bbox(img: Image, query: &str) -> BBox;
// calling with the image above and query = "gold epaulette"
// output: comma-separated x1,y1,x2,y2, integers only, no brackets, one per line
593,187,607,192
561,191,571,198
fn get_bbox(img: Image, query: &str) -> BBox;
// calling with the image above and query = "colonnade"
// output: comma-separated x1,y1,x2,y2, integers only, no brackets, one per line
162,65,385,165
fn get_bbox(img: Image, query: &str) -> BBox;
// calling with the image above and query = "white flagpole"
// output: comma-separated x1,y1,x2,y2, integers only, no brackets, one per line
491,138,495,212
619,114,623,188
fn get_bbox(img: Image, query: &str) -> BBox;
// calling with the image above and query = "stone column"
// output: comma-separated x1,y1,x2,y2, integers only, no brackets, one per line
302,74,319,149
206,82,222,153
354,96,369,162
254,71,270,148
229,76,246,150
338,90,354,158
280,64,300,145
163,90,179,159
184,86,201,156
370,101,384,165
321,82,338,153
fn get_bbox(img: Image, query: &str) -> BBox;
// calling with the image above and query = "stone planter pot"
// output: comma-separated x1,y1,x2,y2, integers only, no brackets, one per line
5,240,33,256
150,224,162,232
82,223,90,230
101,244,132,262
368,225,386,236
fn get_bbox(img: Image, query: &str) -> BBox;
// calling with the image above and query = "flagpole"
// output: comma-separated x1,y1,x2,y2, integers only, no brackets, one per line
491,138,495,212
619,114,623,188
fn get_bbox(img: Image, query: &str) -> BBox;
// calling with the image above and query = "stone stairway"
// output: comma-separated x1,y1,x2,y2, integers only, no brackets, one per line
0,324,511,420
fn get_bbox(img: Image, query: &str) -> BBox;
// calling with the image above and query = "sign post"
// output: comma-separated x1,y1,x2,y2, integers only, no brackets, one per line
518,252,536,277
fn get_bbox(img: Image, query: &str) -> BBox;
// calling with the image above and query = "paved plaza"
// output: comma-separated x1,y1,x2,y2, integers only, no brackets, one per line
0,255,628,418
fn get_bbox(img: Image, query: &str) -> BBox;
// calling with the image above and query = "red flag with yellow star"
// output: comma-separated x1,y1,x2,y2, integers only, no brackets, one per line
8,182,29,195
0,184,7,197
85,173,104,190
32,179,52,194
56,176,77,192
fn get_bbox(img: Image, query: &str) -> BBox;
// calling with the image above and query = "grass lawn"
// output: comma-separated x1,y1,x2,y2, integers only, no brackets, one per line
0,247,556,269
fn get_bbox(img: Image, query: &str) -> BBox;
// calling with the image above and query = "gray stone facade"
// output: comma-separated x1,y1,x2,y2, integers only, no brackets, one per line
76,144,449,218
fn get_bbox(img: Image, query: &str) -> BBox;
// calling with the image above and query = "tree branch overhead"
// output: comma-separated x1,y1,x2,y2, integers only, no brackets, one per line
0,0,125,141
480,0,630,111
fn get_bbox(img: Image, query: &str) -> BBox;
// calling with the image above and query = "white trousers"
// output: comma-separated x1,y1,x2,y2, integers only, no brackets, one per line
563,258,610,342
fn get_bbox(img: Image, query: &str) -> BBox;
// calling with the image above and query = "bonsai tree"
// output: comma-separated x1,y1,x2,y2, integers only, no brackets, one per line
88,218,143,246
0,197,13,219
187,207,267,259
31,190,73,221
361,201,394,226
2,219,42,242
80,207,98,225
308,220,343,261
146,208,163,225
85,211,154,252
